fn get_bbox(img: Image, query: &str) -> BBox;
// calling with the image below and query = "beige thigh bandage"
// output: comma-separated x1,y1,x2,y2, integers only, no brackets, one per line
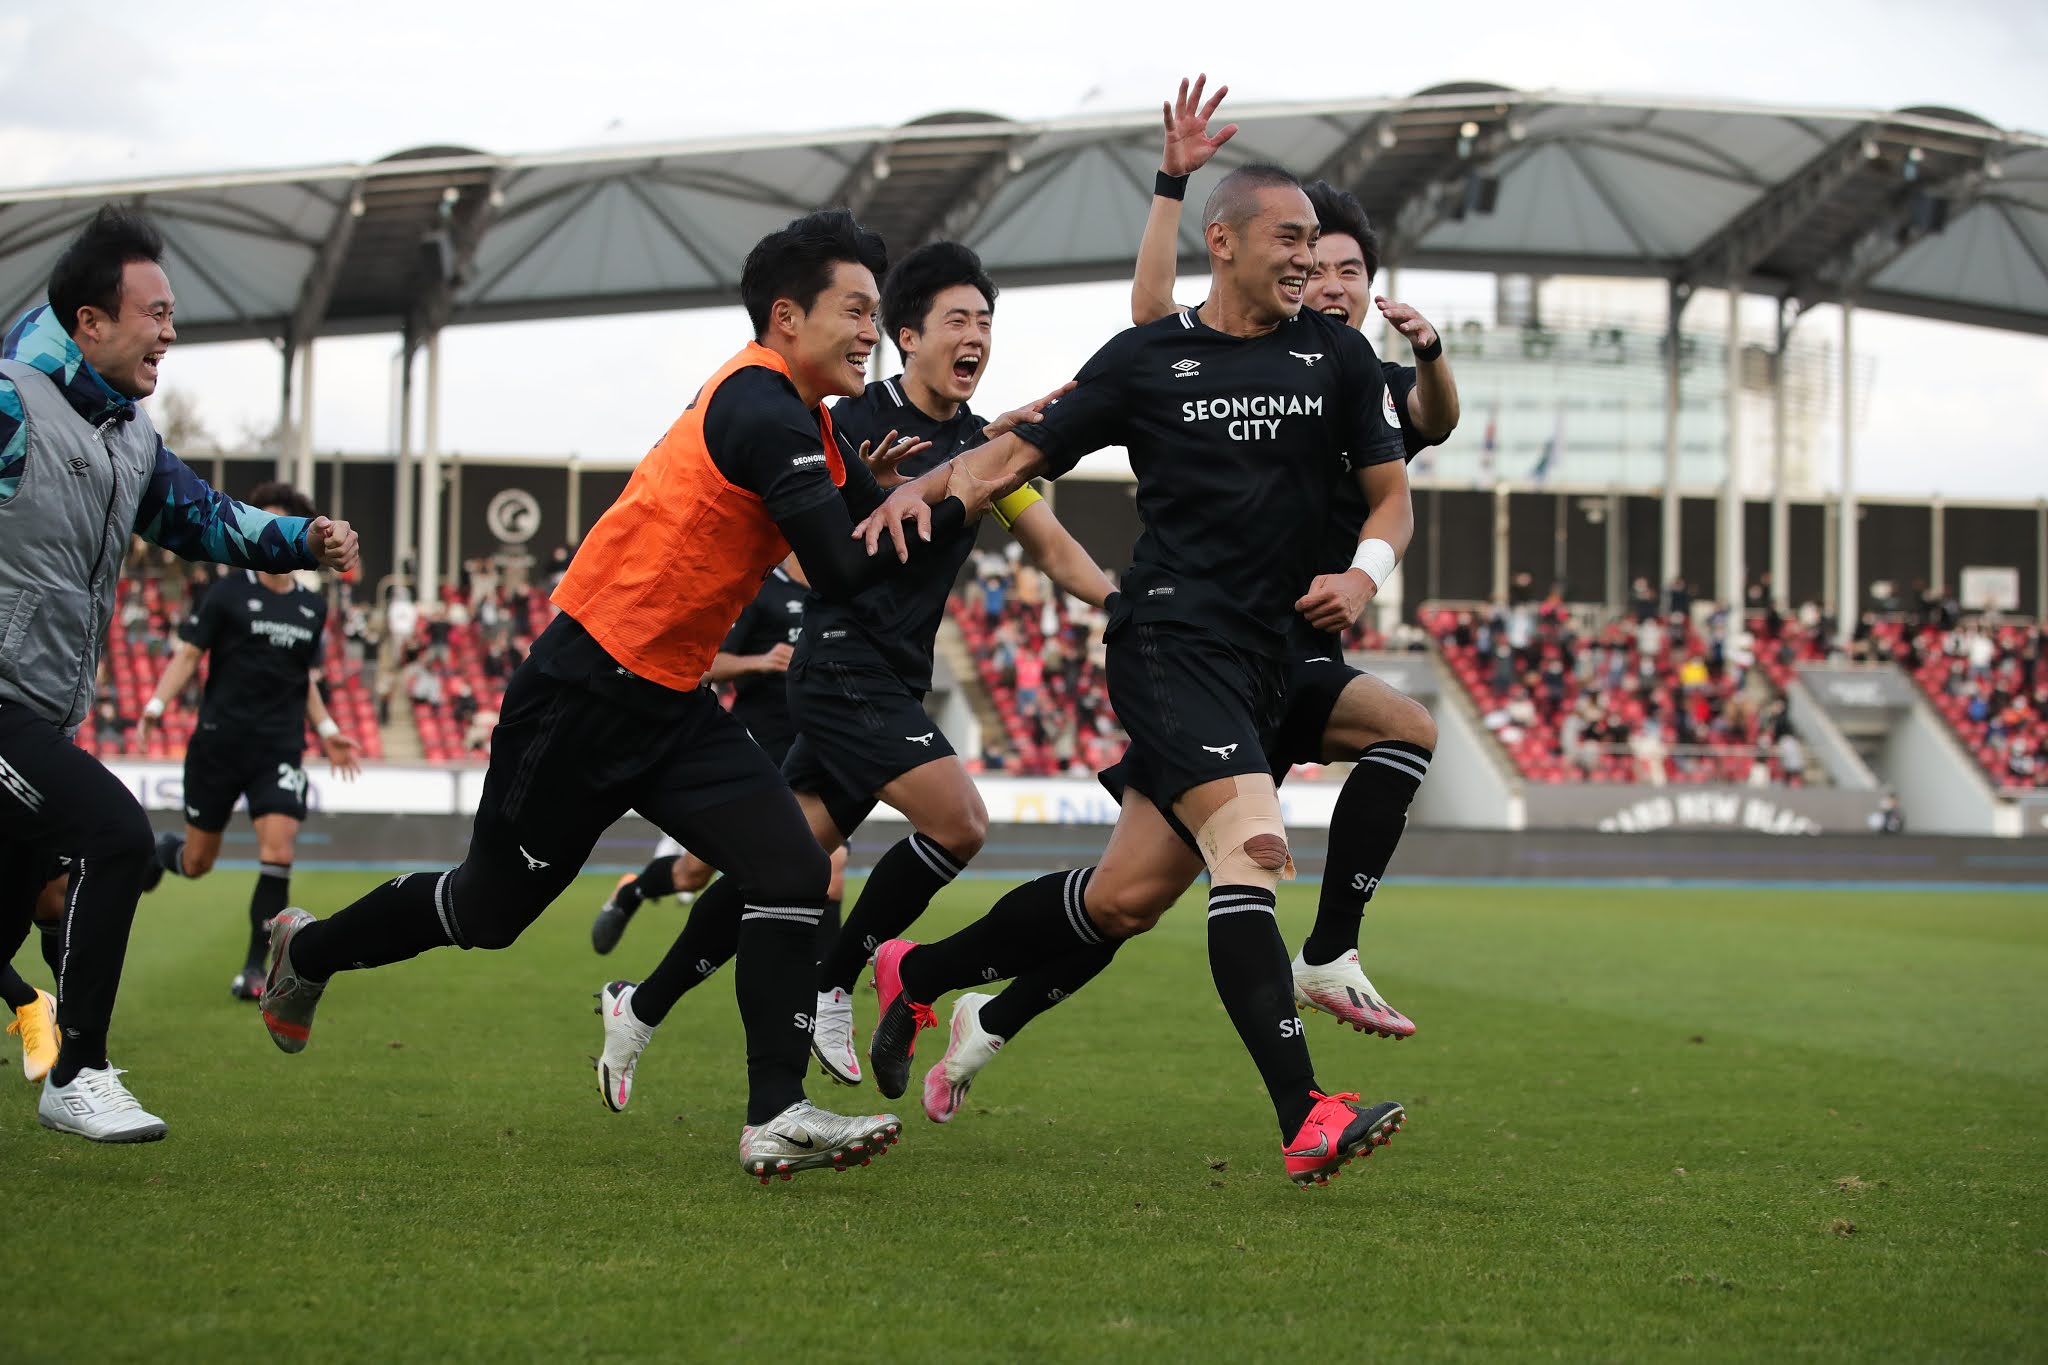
1193,777,1296,888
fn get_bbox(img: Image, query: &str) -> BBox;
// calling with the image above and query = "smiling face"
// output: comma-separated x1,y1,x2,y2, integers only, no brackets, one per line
901,282,993,408
1305,230,1372,330
1211,184,1318,327
783,260,881,404
73,259,176,399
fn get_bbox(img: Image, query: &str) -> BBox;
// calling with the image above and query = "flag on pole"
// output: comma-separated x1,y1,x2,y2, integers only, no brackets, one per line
1478,401,1498,486
1530,410,1564,483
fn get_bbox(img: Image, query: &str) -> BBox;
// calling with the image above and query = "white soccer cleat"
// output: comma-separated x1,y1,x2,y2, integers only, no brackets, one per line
1292,949,1416,1038
595,980,655,1112
811,987,862,1086
37,1065,168,1143
739,1100,901,1183
922,991,1003,1124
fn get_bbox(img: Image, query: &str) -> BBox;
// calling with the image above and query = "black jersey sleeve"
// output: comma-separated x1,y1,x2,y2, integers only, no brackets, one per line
776,496,969,603
835,444,886,522
1380,362,1433,461
178,582,229,651
1337,331,1408,469
1013,328,1141,478
719,599,759,653
702,368,845,522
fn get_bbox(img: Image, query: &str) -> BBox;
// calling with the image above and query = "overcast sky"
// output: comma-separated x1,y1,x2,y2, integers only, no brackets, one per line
4,0,2046,499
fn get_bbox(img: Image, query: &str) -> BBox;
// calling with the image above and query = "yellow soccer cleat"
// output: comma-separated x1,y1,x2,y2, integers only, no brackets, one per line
9,989,59,1083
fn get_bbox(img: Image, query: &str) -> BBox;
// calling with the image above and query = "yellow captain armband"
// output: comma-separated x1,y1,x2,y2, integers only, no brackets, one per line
991,484,1043,532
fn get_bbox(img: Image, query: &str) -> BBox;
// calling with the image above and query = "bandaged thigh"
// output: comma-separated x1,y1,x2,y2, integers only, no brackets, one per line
1194,777,1296,889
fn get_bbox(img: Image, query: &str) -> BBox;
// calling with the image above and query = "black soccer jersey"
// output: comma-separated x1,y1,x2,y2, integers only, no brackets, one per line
720,566,810,747
1017,307,1404,655
1288,361,1437,657
800,377,988,691
179,570,327,750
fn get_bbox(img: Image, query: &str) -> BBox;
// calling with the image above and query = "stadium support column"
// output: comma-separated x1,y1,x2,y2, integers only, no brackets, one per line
566,457,582,547
294,341,317,495
447,452,463,587
1661,285,1685,597
1771,299,1792,610
1836,304,1858,649
394,345,415,587
419,332,444,605
1491,483,1510,604
1719,287,1744,613
1930,496,1944,599
276,346,295,483
1605,489,1625,612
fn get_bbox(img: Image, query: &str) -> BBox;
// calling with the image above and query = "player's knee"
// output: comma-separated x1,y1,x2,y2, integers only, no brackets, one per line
676,855,715,894
93,802,155,865
1388,697,1437,752
182,843,219,878
1086,877,1177,938
826,845,848,901
923,809,986,862
1196,786,1294,891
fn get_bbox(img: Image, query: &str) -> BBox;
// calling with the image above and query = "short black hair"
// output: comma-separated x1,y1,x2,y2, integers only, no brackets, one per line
1202,163,1305,231
48,205,166,337
880,241,998,360
246,480,317,521
739,209,889,339
1303,180,1382,281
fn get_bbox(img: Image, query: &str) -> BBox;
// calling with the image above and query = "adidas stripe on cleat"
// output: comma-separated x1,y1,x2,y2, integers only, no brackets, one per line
1292,949,1415,1038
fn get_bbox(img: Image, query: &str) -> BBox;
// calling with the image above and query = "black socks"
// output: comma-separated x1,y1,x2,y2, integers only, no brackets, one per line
817,833,964,994
248,862,291,971
1207,884,1319,1137
900,867,1099,1005
1302,741,1431,966
631,877,744,1026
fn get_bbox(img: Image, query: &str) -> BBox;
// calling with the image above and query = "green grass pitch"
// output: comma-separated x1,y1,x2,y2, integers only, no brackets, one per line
6,870,2045,1362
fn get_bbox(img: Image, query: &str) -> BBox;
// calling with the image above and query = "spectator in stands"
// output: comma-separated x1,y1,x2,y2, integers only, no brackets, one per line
1666,576,1692,618
1867,793,1904,833
1630,576,1658,623
91,698,133,755
544,544,571,589
1777,731,1807,786
406,659,444,709
2007,735,2038,784
1632,718,1668,786
449,680,478,733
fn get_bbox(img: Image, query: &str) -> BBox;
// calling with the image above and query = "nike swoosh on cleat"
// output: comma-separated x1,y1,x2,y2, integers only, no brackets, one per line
770,1129,817,1150
1284,1133,1331,1159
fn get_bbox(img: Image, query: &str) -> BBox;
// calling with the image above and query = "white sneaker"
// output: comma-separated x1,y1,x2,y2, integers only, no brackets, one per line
739,1100,900,1183
922,991,1002,1124
38,1065,168,1143
811,987,861,1086
1291,949,1415,1038
595,980,655,1112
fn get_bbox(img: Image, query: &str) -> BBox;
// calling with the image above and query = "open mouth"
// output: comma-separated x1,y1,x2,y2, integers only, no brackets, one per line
1320,305,1353,322
847,349,869,375
1279,276,1305,303
951,353,983,384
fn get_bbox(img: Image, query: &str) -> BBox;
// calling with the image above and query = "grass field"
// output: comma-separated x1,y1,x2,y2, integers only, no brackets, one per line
5,869,2045,1362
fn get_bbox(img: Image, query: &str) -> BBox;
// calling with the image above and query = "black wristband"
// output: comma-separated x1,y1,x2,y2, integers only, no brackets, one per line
1155,170,1189,201
1412,333,1443,363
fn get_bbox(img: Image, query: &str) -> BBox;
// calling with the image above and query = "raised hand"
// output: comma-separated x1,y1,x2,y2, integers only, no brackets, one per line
981,381,1077,441
759,642,795,674
854,483,936,563
323,731,363,781
1162,73,1237,177
858,430,931,488
1374,296,1440,354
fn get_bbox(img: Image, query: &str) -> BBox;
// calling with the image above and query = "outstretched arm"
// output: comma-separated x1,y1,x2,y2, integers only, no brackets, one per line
852,431,1047,561
1133,74,1237,326
136,440,359,574
1007,498,1117,609
135,641,203,747
305,675,362,779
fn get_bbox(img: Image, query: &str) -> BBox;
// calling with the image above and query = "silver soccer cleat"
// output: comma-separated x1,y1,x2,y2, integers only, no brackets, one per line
738,1100,902,1184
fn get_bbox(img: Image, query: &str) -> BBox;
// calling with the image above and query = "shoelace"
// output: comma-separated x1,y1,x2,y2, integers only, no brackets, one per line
8,1000,52,1054
909,1002,938,1031
74,1068,144,1113
1308,1089,1361,1108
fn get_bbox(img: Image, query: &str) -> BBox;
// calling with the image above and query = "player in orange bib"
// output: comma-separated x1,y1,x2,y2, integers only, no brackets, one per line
255,211,973,1183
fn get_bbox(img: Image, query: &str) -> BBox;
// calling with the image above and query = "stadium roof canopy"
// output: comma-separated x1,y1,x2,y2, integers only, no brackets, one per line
3,86,2045,347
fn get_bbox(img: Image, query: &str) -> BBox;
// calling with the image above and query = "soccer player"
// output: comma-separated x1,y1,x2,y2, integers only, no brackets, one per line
136,481,362,1000
1129,75,1458,1036
257,209,970,1183
595,241,1111,1098
589,555,848,954
854,155,1415,1187
0,206,357,1141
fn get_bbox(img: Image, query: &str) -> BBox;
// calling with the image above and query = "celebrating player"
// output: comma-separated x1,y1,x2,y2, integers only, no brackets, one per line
137,481,362,1000
595,241,1110,1100
854,151,1416,1187
0,206,357,1142
256,210,968,1183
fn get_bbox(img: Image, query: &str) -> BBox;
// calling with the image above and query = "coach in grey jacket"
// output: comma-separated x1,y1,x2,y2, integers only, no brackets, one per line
0,206,358,1143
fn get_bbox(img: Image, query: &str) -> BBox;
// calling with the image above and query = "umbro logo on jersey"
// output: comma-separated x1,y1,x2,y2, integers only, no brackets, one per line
1290,351,1325,367
785,601,803,613
518,846,550,872
247,598,263,611
1202,742,1239,760
67,455,88,475
907,732,935,746
299,606,317,619
1171,358,1201,379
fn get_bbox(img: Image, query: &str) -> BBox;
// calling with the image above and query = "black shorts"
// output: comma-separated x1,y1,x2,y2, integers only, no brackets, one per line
181,728,309,831
781,653,953,837
466,660,791,897
1270,655,1365,775
1096,618,1286,847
